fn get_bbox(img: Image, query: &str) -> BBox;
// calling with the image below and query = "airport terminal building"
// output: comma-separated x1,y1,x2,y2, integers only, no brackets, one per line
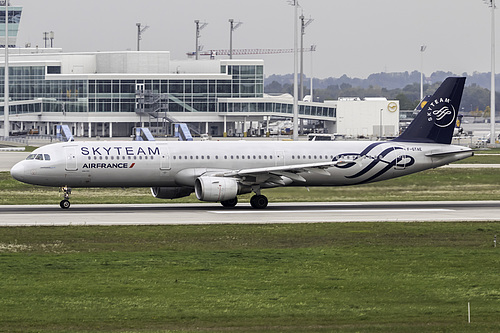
0,3,399,139
0,49,345,137
0,49,400,138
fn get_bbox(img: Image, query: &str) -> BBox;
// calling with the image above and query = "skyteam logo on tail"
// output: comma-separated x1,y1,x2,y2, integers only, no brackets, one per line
427,97,456,128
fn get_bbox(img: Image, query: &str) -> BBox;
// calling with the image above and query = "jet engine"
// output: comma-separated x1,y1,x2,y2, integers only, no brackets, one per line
150,186,193,199
194,176,241,202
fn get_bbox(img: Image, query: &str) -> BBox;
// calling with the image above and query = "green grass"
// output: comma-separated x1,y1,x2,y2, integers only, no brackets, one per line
2,167,500,205
1,223,499,332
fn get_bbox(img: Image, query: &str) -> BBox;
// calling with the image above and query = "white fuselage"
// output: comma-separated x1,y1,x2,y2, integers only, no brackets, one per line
10,140,473,189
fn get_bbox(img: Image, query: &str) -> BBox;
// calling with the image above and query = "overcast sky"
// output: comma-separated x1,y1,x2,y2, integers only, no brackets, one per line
13,0,499,79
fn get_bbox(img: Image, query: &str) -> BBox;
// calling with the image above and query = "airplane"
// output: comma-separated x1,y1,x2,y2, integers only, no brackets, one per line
10,77,473,209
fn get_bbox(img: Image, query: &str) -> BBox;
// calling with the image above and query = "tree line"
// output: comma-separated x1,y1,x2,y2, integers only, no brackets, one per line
265,71,500,113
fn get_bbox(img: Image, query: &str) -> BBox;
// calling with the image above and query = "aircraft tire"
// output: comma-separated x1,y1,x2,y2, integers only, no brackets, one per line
221,197,238,208
60,199,71,209
250,195,268,209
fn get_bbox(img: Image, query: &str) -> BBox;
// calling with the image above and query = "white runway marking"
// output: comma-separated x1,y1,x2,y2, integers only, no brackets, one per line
210,208,454,214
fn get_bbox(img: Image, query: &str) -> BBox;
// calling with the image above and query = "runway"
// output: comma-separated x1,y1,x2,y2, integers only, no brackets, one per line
1,201,499,226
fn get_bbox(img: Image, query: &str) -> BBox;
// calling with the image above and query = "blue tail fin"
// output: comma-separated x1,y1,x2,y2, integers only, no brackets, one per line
394,77,465,144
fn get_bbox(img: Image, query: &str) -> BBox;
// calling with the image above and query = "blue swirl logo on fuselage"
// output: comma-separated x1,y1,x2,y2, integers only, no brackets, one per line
332,142,415,184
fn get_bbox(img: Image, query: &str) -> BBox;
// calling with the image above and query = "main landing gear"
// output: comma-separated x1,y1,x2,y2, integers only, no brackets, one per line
250,194,268,209
219,191,269,209
59,186,72,209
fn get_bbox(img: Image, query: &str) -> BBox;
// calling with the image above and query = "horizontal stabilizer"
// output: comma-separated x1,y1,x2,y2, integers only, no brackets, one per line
425,150,474,157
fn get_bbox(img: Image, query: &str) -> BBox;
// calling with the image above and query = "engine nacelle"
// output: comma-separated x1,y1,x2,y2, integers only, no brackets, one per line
194,176,239,202
150,186,193,199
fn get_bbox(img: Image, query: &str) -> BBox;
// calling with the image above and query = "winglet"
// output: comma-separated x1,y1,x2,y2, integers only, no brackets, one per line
394,77,466,144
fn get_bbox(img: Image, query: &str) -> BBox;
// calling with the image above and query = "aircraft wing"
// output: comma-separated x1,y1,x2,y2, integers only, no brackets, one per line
217,161,339,185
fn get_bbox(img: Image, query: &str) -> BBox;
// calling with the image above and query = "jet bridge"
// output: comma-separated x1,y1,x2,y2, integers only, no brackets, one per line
56,125,74,141
174,123,193,141
134,127,155,141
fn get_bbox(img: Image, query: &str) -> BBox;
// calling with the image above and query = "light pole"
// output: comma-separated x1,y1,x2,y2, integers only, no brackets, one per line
484,0,496,146
380,109,383,139
289,0,299,141
194,20,208,60
299,14,313,100
420,45,426,102
228,19,242,59
310,45,315,101
136,23,149,51
49,31,54,48
4,0,9,137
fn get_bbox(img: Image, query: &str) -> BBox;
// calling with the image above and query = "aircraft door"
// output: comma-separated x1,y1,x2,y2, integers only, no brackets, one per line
159,144,171,171
65,146,78,171
274,150,285,166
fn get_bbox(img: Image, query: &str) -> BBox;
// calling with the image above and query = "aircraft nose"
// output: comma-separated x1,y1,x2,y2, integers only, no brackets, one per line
10,162,25,182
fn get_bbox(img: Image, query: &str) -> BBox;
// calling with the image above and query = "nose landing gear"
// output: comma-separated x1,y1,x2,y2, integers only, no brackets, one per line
59,186,72,209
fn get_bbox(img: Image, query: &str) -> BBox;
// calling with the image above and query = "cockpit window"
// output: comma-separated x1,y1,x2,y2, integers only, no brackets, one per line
26,153,50,161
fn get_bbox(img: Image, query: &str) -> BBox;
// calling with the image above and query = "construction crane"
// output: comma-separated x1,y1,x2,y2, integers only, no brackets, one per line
186,45,316,59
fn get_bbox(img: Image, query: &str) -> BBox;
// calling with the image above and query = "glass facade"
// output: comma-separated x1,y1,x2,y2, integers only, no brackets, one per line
0,66,87,114
219,101,336,118
0,63,265,115
0,6,22,47
0,61,336,122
